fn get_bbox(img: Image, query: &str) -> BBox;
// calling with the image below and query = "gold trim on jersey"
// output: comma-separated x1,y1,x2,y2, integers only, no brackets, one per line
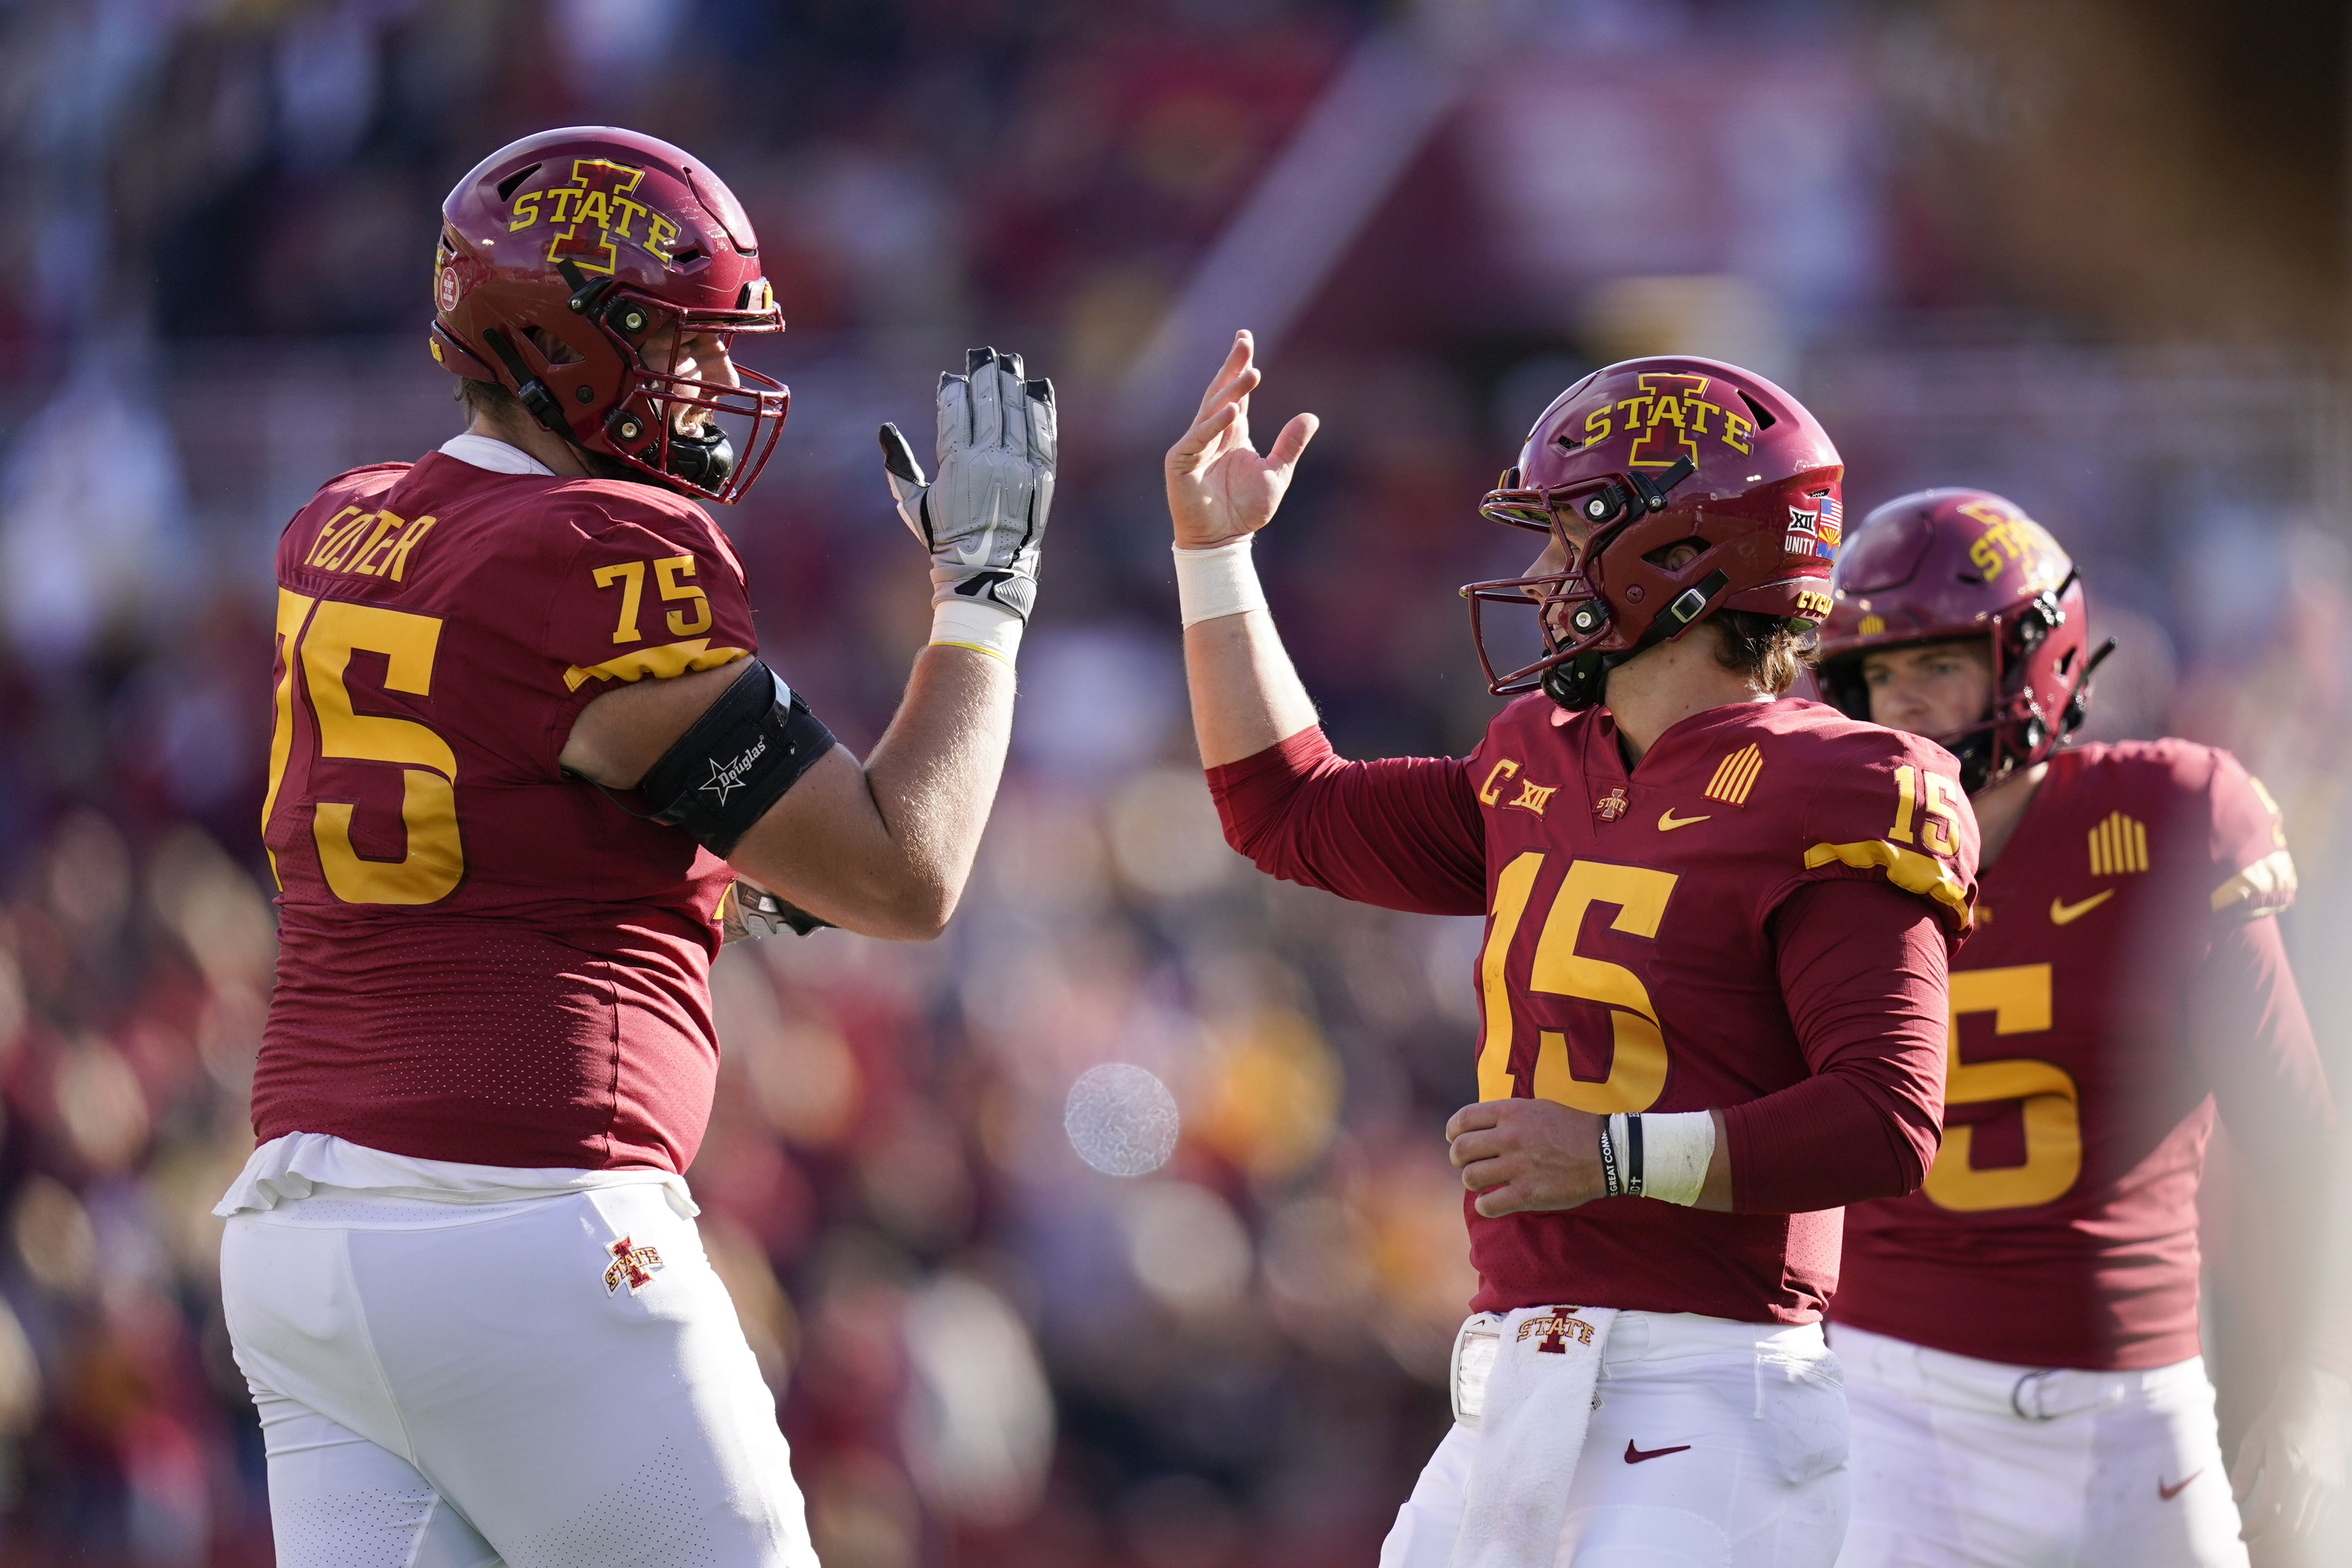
562,639,750,691
2211,848,2296,913
2246,776,2290,848
1703,743,1764,806
1803,838,1973,925
2087,810,2149,876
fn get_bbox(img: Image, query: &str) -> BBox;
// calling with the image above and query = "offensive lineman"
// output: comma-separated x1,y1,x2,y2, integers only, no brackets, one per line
1815,490,2347,1567
216,128,1055,1567
1168,334,1976,1566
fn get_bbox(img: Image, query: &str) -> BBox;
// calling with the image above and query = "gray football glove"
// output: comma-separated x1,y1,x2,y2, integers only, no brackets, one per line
878,346,1055,621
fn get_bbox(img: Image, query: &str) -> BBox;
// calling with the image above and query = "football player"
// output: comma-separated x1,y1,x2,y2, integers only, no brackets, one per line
1815,489,2347,1567
1167,333,1978,1567
214,128,1055,1568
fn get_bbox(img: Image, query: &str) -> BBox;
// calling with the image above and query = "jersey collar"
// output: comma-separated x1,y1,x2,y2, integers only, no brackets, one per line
438,432,556,477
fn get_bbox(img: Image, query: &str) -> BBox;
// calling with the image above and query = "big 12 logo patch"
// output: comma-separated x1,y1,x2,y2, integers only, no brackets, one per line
1784,494,1842,560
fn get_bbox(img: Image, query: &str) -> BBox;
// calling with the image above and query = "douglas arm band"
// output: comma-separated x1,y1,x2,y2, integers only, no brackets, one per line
637,658,836,856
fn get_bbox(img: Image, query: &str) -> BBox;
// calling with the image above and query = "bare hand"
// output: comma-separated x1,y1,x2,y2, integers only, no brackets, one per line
1164,330,1319,550
2231,1365,2348,1541
1446,1099,1606,1217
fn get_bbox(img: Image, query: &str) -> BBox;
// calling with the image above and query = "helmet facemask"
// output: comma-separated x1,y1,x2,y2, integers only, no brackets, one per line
545,265,787,502
1463,455,1726,709
1823,574,2114,792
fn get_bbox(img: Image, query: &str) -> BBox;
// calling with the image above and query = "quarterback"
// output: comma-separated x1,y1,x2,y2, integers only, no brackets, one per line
1169,335,1976,1566
1817,491,2346,1567
217,128,1055,1568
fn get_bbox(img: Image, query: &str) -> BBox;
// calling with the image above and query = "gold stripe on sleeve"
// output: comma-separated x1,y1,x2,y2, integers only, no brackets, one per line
1803,839,1974,926
2210,848,2297,912
562,640,750,692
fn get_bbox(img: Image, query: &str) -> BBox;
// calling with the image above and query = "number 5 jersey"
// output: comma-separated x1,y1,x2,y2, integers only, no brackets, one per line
1832,739,2342,1372
253,445,763,1174
1208,692,1981,1325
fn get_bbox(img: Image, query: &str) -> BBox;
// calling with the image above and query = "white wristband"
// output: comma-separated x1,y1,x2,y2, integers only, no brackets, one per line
1636,1110,1716,1206
930,600,1023,665
1173,535,1268,628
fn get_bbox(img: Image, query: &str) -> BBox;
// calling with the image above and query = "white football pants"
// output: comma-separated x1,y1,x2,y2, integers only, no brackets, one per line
1831,1321,2245,1568
220,1183,817,1568
1382,1312,1852,1567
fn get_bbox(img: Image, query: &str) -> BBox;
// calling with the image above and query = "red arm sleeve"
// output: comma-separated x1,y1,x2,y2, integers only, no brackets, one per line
2188,913,2347,1374
1205,726,1487,917
1724,878,1951,1214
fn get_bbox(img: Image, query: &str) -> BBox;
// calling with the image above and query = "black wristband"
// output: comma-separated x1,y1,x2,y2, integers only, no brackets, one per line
1597,1114,1623,1199
1625,1113,1645,1199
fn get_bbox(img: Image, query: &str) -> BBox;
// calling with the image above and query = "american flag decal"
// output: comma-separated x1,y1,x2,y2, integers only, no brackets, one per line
1816,495,1843,547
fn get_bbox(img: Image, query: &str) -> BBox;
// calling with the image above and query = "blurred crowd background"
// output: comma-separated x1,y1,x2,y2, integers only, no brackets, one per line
0,0,2345,1563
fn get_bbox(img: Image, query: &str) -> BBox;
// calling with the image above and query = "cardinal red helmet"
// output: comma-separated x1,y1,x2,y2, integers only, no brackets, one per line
1815,488,2109,791
430,126,788,503
1465,356,1844,710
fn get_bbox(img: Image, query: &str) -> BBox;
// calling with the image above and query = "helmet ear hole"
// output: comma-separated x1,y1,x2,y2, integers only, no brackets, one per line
520,326,584,366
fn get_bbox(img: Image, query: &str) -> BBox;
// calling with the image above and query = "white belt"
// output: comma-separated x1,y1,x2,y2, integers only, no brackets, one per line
1835,1322,2207,1422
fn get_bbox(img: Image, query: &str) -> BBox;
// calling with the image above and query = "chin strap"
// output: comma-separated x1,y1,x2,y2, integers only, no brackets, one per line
478,326,573,440
1543,568,1732,711
1970,634,2120,790
480,268,730,491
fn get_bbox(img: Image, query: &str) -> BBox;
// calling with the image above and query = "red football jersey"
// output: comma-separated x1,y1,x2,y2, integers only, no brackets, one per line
252,452,762,1173
1833,740,2332,1370
1211,695,1979,1324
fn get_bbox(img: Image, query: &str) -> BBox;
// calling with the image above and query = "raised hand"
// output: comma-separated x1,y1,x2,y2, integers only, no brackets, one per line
1164,330,1319,550
880,346,1056,620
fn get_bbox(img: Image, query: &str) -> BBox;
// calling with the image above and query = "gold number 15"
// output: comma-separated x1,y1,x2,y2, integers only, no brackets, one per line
1478,854,1678,1113
1922,963,2083,1211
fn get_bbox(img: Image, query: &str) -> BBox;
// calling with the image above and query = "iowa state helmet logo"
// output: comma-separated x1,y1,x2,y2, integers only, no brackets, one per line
506,158,685,273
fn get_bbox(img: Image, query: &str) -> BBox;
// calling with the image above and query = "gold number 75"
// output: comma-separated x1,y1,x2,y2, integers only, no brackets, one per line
264,590,465,905
593,555,712,644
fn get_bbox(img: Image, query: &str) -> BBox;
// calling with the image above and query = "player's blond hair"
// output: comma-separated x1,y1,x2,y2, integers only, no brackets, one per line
1712,609,1814,697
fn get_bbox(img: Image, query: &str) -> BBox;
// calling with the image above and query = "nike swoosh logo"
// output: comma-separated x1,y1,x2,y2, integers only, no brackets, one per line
2158,1470,2201,1501
1656,809,1710,832
954,486,1004,567
2049,889,2115,926
1624,1441,1693,1464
